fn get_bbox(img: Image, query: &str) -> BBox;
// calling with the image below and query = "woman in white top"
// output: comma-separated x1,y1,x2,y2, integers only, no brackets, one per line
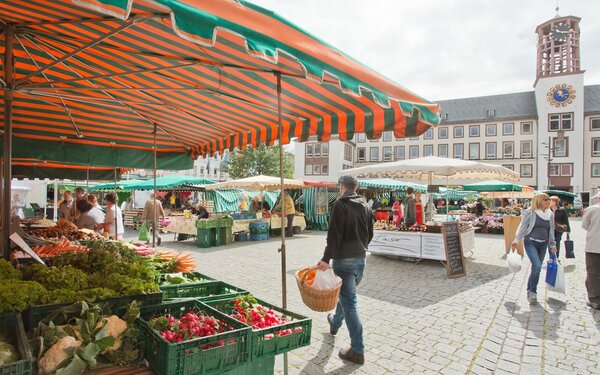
512,193,557,304
104,193,124,240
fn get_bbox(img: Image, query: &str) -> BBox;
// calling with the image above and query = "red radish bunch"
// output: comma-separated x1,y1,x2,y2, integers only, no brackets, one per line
230,295,302,337
149,310,234,346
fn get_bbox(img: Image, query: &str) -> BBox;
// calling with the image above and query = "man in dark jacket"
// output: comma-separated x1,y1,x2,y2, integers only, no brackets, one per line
317,174,373,365
403,187,416,226
550,196,571,258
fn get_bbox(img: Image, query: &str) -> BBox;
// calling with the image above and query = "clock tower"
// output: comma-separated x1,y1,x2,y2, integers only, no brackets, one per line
534,10,584,192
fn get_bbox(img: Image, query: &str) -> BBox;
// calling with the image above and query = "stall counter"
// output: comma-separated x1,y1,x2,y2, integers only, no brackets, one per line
369,229,475,260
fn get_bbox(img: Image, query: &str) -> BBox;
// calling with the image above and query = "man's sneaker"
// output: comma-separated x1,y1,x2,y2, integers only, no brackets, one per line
338,347,364,365
527,291,537,304
586,301,600,310
327,313,338,335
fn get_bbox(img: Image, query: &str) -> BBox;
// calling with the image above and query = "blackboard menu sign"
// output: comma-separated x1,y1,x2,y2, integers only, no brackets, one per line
442,222,466,278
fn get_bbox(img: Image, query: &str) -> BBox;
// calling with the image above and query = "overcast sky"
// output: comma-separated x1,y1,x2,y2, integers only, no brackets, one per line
251,0,600,101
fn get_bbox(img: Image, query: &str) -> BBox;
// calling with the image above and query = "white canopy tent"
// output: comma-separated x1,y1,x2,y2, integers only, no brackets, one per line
205,175,306,192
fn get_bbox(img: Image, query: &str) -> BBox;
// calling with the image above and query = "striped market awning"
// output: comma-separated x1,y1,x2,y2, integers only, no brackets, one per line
1,0,440,168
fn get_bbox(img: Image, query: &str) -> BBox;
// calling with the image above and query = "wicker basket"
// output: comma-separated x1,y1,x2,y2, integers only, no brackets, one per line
295,267,342,312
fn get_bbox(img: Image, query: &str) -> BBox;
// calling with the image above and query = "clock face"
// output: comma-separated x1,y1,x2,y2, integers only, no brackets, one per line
550,23,571,43
547,84,576,107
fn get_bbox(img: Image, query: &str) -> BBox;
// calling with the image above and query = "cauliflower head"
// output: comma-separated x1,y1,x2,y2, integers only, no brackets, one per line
38,336,82,375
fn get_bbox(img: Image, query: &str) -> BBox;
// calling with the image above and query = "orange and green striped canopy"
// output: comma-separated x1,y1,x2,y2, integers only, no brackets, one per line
11,158,130,179
1,0,440,168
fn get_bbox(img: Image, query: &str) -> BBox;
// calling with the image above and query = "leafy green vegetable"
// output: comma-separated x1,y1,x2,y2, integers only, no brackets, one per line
0,259,21,281
22,264,88,291
0,280,47,313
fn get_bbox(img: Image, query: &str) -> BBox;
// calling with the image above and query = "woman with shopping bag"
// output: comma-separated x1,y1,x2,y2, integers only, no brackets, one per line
511,193,557,304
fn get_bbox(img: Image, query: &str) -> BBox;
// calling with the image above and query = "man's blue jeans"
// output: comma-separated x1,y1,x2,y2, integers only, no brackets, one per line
524,238,548,294
330,257,366,354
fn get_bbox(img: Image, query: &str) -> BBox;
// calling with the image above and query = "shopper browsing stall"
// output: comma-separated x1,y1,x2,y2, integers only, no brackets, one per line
75,199,105,233
511,193,557,304
550,196,571,258
403,187,416,227
103,193,124,240
142,194,165,245
58,191,75,221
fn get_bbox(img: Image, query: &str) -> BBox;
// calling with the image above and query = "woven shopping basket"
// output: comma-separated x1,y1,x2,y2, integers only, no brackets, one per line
295,267,342,312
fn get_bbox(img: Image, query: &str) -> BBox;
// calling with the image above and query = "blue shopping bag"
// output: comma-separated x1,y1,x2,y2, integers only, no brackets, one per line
545,252,558,287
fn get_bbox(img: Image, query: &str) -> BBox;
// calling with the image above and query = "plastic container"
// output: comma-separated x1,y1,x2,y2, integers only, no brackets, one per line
234,232,249,242
160,280,248,301
23,292,163,332
219,216,234,227
196,219,219,229
0,313,33,375
196,228,214,248
250,233,269,241
205,297,312,360
249,221,269,234
137,299,251,375
222,355,275,375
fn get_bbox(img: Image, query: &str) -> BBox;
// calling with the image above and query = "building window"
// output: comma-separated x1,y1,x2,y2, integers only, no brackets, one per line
521,122,533,134
485,124,497,137
438,144,448,158
305,164,313,175
438,127,448,139
370,137,379,142
502,164,514,171
314,144,321,157
593,138,600,157
322,165,329,175
424,145,434,157
485,142,496,159
370,147,379,162
395,146,405,160
344,144,352,161
322,143,329,156
502,122,514,136
383,131,393,142
306,144,313,157
454,126,464,138
521,141,533,158
553,138,568,157
549,113,573,131
469,125,480,137
409,145,419,159
357,147,366,162
409,136,419,141
424,129,434,140
503,141,514,158
469,143,479,160
593,163,600,177
591,118,600,131
520,164,532,178
549,163,573,177
453,144,464,159
383,146,392,161
357,133,366,143
313,165,321,175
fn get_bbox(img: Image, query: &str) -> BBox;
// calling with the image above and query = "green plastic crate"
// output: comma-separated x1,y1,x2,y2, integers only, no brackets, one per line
137,299,251,375
24,292,163,332
196,219,219,229
196,228,214,248
161,280,248,301
219,217,234,228
222,355,274,375
0,313,33,375
159,272,215,298
222,226,233,245
205,297,312,359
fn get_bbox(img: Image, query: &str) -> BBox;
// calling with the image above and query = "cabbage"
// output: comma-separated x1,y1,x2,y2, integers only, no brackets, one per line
0,341,19,365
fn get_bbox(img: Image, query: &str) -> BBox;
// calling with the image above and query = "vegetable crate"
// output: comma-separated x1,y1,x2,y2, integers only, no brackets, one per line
161,280,248,302
250,233,269,241
137,299,251,375
159,272,215,299
222,355,274,375
196,219,219,229
23,292,163,332
0,313,33,375
205,298,312,360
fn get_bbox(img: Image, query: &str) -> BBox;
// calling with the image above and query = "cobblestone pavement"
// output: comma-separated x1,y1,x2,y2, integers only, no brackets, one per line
129,219,600,374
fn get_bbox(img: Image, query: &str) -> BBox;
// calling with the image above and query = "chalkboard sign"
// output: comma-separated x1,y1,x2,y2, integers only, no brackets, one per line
442,222,466,278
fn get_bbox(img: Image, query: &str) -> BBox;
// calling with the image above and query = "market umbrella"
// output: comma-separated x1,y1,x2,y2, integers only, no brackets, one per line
205,175,305,191
463,180,524,192
357,178,426,192
89,179,146,192
125,175,216,190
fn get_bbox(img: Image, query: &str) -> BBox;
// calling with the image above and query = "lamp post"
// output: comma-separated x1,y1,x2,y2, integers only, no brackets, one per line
542,136,554,190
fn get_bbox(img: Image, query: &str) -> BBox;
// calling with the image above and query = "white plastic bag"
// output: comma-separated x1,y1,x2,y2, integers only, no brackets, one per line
313,268,342,290
547,261,566,294
507,250,521,273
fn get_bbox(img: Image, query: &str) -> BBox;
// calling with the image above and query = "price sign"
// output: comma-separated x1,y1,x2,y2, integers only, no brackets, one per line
442,222,466,278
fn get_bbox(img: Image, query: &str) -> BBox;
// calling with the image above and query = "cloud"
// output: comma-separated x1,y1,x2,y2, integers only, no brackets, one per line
251,0,600,100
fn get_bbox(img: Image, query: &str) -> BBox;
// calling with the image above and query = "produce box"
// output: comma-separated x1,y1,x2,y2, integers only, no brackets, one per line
23,292,163,332
250,233,269,241
161,280,248,301
137,299,251,375
196,219,219,229
205,297,311,360
159,272,214,298
222,355,274,375
0,313,33,375
219,217,234,227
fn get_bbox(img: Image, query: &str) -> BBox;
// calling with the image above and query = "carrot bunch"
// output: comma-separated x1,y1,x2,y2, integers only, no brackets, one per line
33,240,88,257
157,250,197,273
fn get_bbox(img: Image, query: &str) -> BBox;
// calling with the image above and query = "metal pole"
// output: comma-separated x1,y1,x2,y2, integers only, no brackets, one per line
153,125,157,247
275,72,288,375
2,26,15,259
53,180,58,222
86,169,89,188
547,136,551,190
114,168,118,239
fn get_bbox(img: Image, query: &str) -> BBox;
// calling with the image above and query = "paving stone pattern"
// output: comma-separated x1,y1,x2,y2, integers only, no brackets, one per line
131,220,600,374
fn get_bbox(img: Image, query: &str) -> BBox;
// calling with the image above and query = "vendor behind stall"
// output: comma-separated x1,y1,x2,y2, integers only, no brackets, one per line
273,191,296,237
193,203,209,219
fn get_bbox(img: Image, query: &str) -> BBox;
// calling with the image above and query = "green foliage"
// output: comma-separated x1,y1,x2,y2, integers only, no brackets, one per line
23,264,88,291
0,259,21,281
0,280,47,313
225,143,294,179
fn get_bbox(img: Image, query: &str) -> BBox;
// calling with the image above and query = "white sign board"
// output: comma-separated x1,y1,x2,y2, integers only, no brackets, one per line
369,231,421,258
421,232,447,260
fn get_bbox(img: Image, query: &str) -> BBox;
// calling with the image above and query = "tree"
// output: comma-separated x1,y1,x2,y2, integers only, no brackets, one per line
224,143,294,179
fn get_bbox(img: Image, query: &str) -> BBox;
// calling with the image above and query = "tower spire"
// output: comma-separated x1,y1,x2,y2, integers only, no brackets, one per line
555,0,560,17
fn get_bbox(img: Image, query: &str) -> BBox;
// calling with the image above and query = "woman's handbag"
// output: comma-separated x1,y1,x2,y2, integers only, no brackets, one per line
565,233,575,259
545,252,558,287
